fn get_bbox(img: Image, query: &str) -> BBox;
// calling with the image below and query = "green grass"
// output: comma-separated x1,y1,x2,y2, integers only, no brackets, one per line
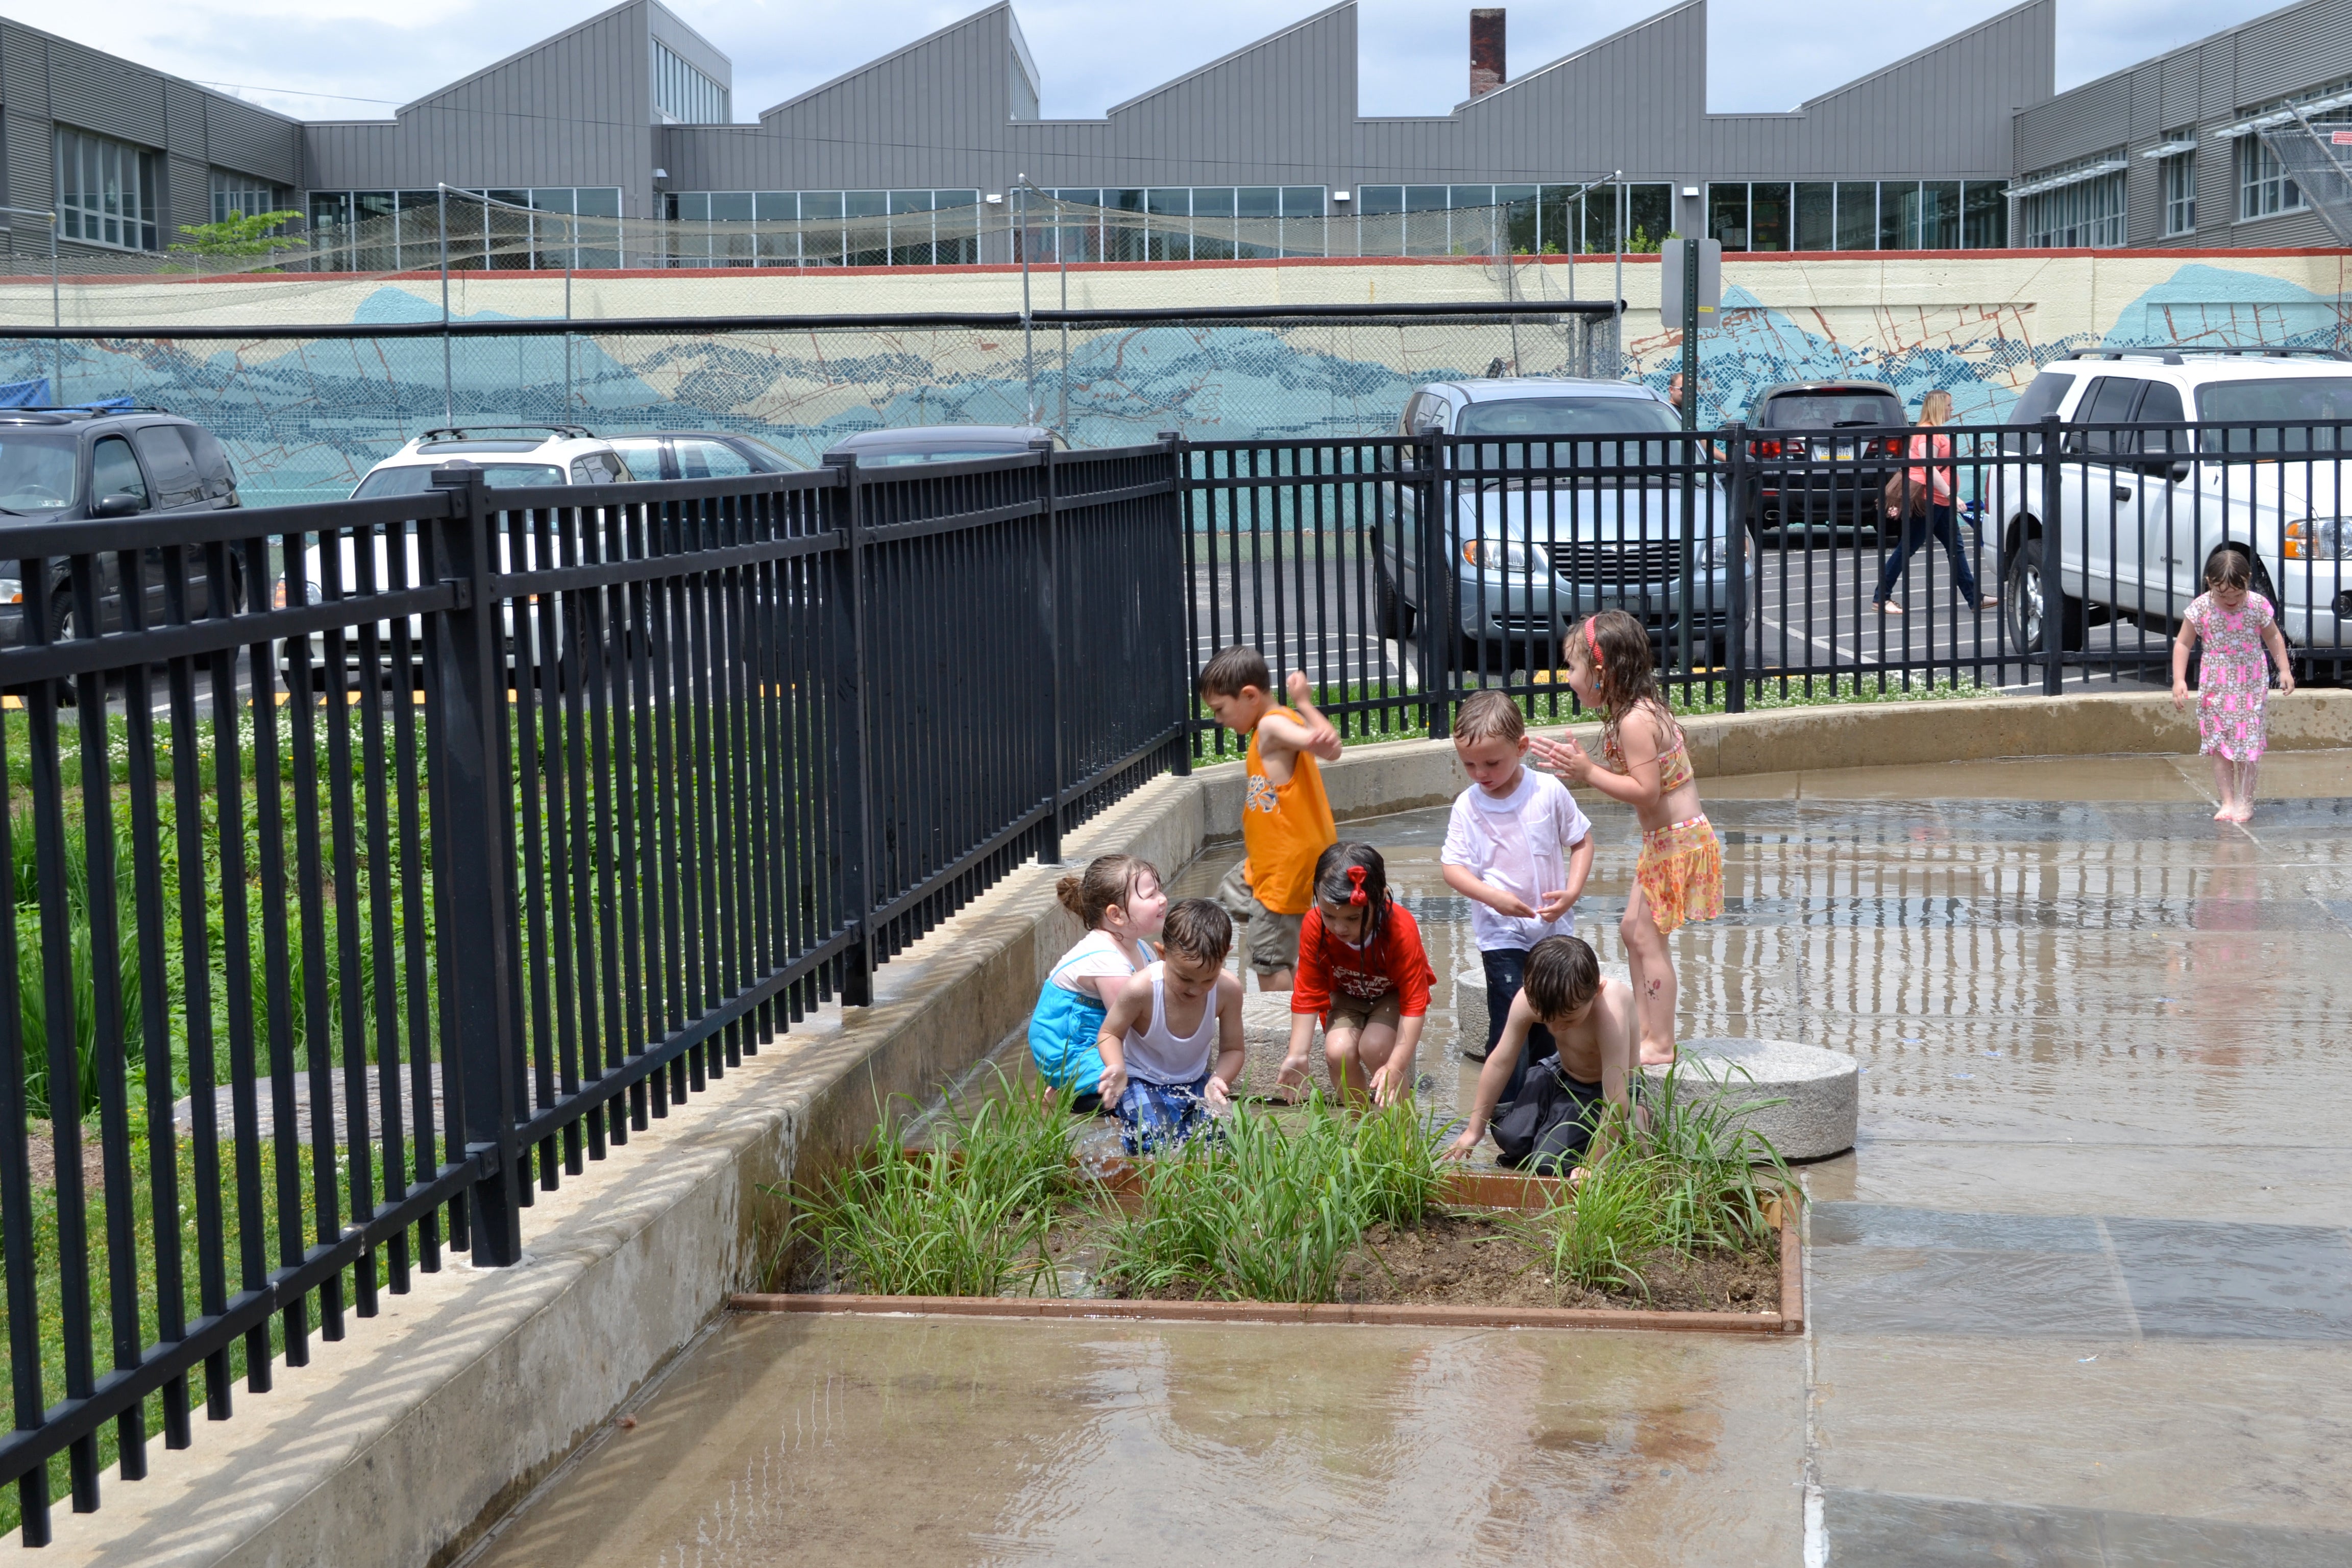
1504,1062,1795,1301
793,1069,1084,1298
1097,1098,1447,1304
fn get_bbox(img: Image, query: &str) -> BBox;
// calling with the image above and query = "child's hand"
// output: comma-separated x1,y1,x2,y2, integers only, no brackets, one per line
1272,1051,1312,1102
2280,667,2297,697
1440,1126,1482,1162
1488,889,1538,920
2172,679,2190,710
1369,1058,1412,1107
1286,670,1313,707
1204,1075,1232,1113
1095,1062,1127,1109
1532,734,1594,783
1537,888,1575,921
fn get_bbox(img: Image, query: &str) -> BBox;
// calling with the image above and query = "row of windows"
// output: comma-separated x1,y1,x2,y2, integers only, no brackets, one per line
662,190,985,265
2015,127,2342,248
56,129,161,251
210,169,295,225
2020,168,2126,248
1708,180,2008,251
654,41,727,125
306,188,625,271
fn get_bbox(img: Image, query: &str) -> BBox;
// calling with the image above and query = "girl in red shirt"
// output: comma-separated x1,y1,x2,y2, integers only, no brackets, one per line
1277,843,1435,1107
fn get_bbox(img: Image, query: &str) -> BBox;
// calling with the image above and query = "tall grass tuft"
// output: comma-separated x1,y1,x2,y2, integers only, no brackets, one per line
1098,1096,1447,1303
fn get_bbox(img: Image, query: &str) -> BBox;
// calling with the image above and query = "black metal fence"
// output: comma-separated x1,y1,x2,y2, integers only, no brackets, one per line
1180,413,2352,751
0,441,1184,1542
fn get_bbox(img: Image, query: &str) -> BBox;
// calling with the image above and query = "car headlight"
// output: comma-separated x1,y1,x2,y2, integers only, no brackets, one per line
273,576,325,607
0,574,19,607
1698,534,1750,569
2285,520,2350,560
1460,538,1545,574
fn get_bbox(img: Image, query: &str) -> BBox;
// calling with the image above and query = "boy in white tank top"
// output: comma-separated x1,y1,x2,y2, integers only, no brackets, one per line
1094,899,1246,1153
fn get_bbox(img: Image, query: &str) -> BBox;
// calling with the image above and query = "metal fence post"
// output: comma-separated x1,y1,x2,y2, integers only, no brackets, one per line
822,454,876,1007
1723,421,1749,714
426,466,524,1266
1164,430,1194,777
1034,438,1064,863
2040,413,2064,697
1414,432,1454,739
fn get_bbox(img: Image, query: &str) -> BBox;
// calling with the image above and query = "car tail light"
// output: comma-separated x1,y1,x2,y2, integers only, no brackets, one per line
1752,440,1781,458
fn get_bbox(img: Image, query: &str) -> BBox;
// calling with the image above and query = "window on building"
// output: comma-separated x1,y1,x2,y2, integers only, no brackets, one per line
1963,181,2007,249
55,128,161,251
666,190,982,266
2019,155,2127,248
653,41,728,124
1706,184,1749,249
1794,183,1834,251
2163,148,2196,235
209,168,293,225
2238,135,2302,221
305,187,622,271
1835,183,1876,250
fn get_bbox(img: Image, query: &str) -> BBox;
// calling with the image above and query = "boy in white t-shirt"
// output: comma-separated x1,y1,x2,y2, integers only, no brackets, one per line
1439,691,1595,1104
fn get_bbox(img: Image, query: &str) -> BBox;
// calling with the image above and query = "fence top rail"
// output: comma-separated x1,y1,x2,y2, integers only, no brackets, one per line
2,490,463,559
0,299,1627,343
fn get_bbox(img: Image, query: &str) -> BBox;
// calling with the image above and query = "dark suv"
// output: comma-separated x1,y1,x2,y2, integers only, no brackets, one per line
1743,380,1906,541
0,405,245,639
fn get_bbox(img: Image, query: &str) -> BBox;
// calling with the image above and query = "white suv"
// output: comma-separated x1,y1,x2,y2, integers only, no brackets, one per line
280,425,638,687
1994,349,2351,666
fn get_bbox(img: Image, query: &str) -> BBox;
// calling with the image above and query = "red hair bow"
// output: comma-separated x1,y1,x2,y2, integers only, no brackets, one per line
1346,865,1369,905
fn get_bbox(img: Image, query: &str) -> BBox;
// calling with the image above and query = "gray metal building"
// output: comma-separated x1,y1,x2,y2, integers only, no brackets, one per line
3,0,2348,269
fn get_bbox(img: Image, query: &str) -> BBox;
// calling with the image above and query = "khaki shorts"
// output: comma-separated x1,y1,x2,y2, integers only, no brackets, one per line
1217,859,1305,975
1324,989,1404,1036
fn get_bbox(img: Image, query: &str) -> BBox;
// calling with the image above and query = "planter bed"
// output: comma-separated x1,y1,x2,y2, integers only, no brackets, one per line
740,1170,1802,1334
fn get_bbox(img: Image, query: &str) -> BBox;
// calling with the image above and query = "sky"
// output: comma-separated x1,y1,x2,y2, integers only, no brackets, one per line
0,0,2273,124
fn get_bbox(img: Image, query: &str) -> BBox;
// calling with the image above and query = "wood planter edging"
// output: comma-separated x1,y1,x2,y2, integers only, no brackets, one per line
735,1181,1803,1335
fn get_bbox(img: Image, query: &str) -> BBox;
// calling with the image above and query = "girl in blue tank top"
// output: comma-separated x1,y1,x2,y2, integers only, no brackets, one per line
1028,854,1167,1111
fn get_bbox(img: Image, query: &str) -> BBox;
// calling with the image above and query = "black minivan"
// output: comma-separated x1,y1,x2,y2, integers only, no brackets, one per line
0,405,246,639
1742,379,1906,542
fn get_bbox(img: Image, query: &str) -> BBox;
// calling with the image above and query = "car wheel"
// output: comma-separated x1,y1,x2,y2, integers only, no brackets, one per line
2004,534,2082,655
1376,565,1414,641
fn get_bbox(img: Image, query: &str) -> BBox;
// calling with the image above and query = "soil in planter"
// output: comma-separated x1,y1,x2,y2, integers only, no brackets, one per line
1334,1211,1780,1313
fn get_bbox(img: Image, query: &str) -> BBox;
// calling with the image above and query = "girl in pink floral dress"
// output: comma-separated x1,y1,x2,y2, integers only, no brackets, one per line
2172,544,2295,823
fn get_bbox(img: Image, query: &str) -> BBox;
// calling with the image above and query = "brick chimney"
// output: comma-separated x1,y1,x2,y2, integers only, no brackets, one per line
1469,9,1505,98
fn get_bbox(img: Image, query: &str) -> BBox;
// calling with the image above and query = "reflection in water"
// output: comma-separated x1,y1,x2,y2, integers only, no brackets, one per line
474,1316,1799,1568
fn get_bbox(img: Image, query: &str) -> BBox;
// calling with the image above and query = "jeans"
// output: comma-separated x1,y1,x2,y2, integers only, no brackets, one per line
1874,502,1982,605
1481,947,1559,1105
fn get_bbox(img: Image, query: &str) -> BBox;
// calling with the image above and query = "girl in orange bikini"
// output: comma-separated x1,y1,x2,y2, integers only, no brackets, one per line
1529,610,1722,1065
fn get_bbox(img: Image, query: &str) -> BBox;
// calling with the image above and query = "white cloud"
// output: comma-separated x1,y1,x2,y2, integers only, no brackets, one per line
0,0,2272,122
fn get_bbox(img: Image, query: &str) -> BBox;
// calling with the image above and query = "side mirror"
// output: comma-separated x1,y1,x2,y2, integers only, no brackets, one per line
90,493,144,519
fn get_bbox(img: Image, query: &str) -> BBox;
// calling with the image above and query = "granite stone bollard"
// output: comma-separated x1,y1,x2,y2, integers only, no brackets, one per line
1455,967,1487,1056
1640,1037,1858,1161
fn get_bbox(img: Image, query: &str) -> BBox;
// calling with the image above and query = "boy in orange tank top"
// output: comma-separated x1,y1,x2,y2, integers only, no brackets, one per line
1197,646,1340,990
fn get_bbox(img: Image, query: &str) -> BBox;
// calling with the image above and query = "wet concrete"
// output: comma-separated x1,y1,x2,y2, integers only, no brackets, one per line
476,753,2352,1565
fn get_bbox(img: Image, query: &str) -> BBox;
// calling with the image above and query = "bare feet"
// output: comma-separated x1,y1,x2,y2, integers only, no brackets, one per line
2214,804,2234,821
1638,1042,1679,1067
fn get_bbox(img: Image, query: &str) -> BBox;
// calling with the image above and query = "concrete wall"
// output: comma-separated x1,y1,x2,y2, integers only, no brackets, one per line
6,688,2347,1567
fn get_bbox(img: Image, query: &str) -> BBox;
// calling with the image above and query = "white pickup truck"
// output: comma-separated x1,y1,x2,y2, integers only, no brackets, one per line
1993,349,2351,670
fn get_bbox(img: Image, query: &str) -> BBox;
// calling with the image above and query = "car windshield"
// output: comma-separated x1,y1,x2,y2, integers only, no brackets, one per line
1761,393,1901,429
734,436,799,471
1452,398,1686,473
0,433,78,512
352,462,566,498
2195,377,2352,452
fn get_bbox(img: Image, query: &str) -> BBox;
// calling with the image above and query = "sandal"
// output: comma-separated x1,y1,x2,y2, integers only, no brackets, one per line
1878,600,1904,616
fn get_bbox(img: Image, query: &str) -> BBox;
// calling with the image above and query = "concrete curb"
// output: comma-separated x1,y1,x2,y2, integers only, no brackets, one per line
1194,690,2352,827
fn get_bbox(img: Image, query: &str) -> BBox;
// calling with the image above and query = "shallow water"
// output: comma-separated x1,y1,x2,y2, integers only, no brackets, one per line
477,754,2352,1565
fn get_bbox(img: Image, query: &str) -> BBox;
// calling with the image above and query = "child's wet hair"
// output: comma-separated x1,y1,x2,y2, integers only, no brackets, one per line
2203,542,2253,592
1452,689,1525,746
1566,608,1684,762
1196,645,1271,700
1055,853,1158,930
1522,934,1600,1019
1160,898,1234,966
1310,841,1391,949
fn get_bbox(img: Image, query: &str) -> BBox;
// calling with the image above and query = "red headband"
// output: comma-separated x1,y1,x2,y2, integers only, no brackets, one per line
1346,865,1369,905
1583,618,1604,670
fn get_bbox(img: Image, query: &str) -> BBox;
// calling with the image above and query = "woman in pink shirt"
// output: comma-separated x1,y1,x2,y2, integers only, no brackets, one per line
1873,388,1998,616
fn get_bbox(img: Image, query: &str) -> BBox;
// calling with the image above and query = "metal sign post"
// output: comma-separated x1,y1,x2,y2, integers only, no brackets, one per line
1659,236,1720,430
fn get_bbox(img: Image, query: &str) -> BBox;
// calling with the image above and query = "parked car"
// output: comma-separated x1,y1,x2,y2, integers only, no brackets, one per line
281,425,637,687
1377,378,1753,667
1742,379,1906,541
821,425,1066,465
0,404,245,645
605,429,802,479
1988,348,2351,668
